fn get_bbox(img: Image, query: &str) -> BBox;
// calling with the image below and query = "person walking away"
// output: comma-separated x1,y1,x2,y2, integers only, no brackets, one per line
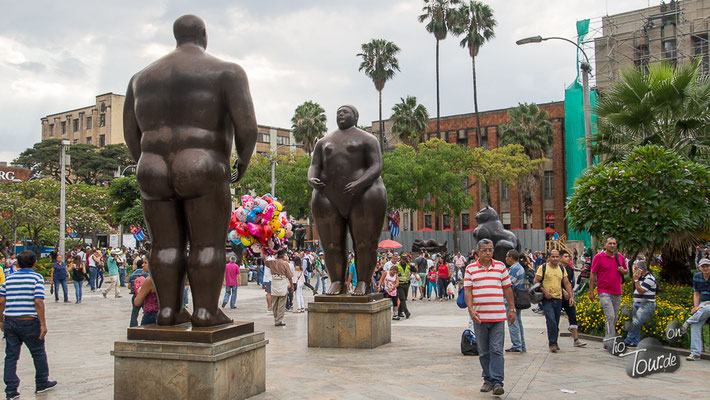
589,237,627,346
314,253,328,295
116,249,127,287
464,239,515,396
680,258,710,360
383,267,399,319
102,251,122,298
559,250,586,348
624,260,656,347
301,252,317,295
264,250,293,326
222,256,240,309
69,256,86,304
396,255,411,319
93,250,104,289
293,264,306,313
534,249,574,353
49,255,69,303
128,259,150,327
409,270,419,301
262,260,273,312
414,252,428,300
0,250,57,398
133,276,159,325
504,250,526,353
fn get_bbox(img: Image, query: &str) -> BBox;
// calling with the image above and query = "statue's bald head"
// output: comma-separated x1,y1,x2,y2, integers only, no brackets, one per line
173,15,207,49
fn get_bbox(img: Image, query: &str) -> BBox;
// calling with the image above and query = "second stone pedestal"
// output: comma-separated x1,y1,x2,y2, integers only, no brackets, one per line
307,295,391,349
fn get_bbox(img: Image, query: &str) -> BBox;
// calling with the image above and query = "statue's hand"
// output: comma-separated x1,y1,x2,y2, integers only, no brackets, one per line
344,180,362,197
231,161,247,183
309,178,325,190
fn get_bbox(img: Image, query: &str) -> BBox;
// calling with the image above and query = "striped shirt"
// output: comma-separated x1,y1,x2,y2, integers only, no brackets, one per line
0,268,45,317
633,272,657,303
464,260,511,322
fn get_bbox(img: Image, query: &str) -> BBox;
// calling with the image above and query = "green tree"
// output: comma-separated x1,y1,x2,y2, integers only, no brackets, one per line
593,61,710,163
234,154,272,198
13,139,63,181
567,145,710,284
275,154,312,220
390,96,429,147
382,144,422,210
291,101,327,155
451,0,496,145
499,103,554,228
419,0,460,136
357,38,401,148
108,176,144,229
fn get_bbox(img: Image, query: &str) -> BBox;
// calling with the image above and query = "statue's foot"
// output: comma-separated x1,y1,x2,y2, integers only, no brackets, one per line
352,281,367,296
176,307,192,324
157,306,180,326
191,307,233,327
326,281,343,295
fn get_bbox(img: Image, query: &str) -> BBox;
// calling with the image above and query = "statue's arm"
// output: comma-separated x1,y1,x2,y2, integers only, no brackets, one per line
308,140,325,189
225,65,258,183
344,136,381,196
123,77,142,162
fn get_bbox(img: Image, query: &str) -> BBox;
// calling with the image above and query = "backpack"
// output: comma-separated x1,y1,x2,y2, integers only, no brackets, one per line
305,257,313,273
461,329,478,356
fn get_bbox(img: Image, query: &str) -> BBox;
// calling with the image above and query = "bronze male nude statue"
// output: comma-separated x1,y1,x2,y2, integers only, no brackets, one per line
308,105,387,295
123,15,257,327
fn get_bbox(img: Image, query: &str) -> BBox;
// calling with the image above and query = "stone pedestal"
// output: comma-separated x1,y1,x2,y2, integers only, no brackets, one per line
308,295,391,349
112,323,267,400
239,270,249,286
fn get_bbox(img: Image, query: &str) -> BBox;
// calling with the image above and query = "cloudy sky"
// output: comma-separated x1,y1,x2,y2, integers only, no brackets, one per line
1,0,652,162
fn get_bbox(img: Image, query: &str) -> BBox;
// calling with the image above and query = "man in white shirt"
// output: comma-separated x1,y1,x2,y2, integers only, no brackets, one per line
383,255,397,272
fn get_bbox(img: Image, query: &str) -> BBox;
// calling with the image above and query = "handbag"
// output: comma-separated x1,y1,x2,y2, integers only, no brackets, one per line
456,287,467,308
513,287,531,310
271,275,289,297
460,329,478,356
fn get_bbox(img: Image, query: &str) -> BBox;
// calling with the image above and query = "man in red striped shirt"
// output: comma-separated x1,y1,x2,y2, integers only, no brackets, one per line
464,239,516,396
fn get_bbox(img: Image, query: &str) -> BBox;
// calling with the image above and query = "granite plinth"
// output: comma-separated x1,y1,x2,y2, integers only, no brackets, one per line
313,293,383,303
308,298,391,349
127,321,254,343
112,331,268,400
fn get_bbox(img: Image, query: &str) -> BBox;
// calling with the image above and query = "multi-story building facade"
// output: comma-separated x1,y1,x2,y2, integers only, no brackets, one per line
594,0,710,91
374,101,567,235
40,93,125,147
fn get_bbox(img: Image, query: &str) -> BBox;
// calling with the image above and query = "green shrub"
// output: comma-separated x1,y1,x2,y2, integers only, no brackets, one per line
35,257,52,279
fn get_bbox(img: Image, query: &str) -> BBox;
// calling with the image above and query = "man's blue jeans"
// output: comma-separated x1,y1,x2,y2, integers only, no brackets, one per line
542,298,562,346
129,295,141,327
472,320,505,387
54,278,68,302
625,302,655,346
256,266,264,286
687,302,710,356
88,267,98,290
223,285,238,308
315,274,327,294
3,318,49,395
118,268,127,287
505,303,526,351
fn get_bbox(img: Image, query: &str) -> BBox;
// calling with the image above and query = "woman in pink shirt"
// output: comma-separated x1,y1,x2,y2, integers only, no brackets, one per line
222,256,240,309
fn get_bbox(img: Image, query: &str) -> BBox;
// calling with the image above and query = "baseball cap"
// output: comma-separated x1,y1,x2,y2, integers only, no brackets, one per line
699,258,710,267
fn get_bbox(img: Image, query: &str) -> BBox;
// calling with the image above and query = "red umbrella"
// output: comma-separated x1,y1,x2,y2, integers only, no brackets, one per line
417,227,434,231
512,227,522,230
443,228,452,231
545,227,556,234
378,239,403,249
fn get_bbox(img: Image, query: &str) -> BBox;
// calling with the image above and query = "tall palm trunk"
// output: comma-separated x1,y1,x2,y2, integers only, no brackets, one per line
472,55,482,146
379,90,384,149
436,39,441,136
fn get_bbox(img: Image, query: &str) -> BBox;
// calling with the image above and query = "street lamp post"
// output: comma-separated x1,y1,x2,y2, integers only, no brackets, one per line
516,35,594,168
59,140,70,258
268,144,302,198
114,164,136,248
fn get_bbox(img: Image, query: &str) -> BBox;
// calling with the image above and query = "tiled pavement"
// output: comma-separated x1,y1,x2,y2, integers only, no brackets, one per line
2,283,709,399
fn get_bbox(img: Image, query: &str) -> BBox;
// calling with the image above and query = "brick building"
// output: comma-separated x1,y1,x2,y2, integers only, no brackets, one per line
375,100,567,235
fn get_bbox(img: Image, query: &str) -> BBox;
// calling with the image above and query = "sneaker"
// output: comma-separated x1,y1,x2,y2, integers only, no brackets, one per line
275,322,286,327
686,353,700,361
405,312,411,319
35,380,57,393
574,339,587,348
480,382,493,392
102,292,107,298
221,302,227,308
492,385,504,395
680,323,689,336
553,344,561,351
549,345,558,353
6,391,20,399
505,348,522,353
392,315,400,320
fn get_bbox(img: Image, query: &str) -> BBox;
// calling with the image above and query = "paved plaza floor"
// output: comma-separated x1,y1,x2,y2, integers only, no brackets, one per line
2,282,709,399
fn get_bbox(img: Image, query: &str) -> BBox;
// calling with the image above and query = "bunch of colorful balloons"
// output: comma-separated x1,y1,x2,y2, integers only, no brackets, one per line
228,194,294,255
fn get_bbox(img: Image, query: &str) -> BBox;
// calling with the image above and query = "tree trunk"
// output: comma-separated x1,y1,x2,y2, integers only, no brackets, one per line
436,39,441,136
472,55,482,147
660,245,694,285
453,214,461,253
378,89,384,150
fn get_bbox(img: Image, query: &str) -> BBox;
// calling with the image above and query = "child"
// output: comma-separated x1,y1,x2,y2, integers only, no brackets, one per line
410,271,419,301
427,267,438,301
383,268,399,320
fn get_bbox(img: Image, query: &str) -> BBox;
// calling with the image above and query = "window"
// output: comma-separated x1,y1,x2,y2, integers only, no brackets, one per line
61,121,66,135
73,139,78,144
634,43,650,72
86,137,92,145
86,116,92,129
424,214,432,229
99,114,106,127
693,34,709,76
443,214,451,229
99,134,105,147
480,127,488,150
461,213,470,231
73,119,79,132
100,101,106,112
276,135,290,146
543,170,554,199
49,124,54,137
502,212,511,230
501,182,510,201
403,213,409,231
457,129,467,147
258,133,270,143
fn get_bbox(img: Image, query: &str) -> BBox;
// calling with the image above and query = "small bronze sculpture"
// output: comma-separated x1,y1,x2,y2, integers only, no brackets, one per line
309,105,387,295
411,239,448,254
124,15,258,326
472,206,521,264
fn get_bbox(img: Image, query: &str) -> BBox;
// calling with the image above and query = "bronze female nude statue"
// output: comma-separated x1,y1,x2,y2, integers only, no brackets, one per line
308,105,387,295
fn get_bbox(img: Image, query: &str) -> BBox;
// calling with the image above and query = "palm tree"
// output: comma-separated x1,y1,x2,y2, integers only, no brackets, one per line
451,1,496,146
357,39,401,148
593,61,710,163
390,96,430,147
291,101,327,155
419,0,460,137
499,103,554,229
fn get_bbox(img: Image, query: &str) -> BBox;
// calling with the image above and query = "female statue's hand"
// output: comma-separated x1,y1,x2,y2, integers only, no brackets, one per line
344,180,362,197
309,178,325,189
